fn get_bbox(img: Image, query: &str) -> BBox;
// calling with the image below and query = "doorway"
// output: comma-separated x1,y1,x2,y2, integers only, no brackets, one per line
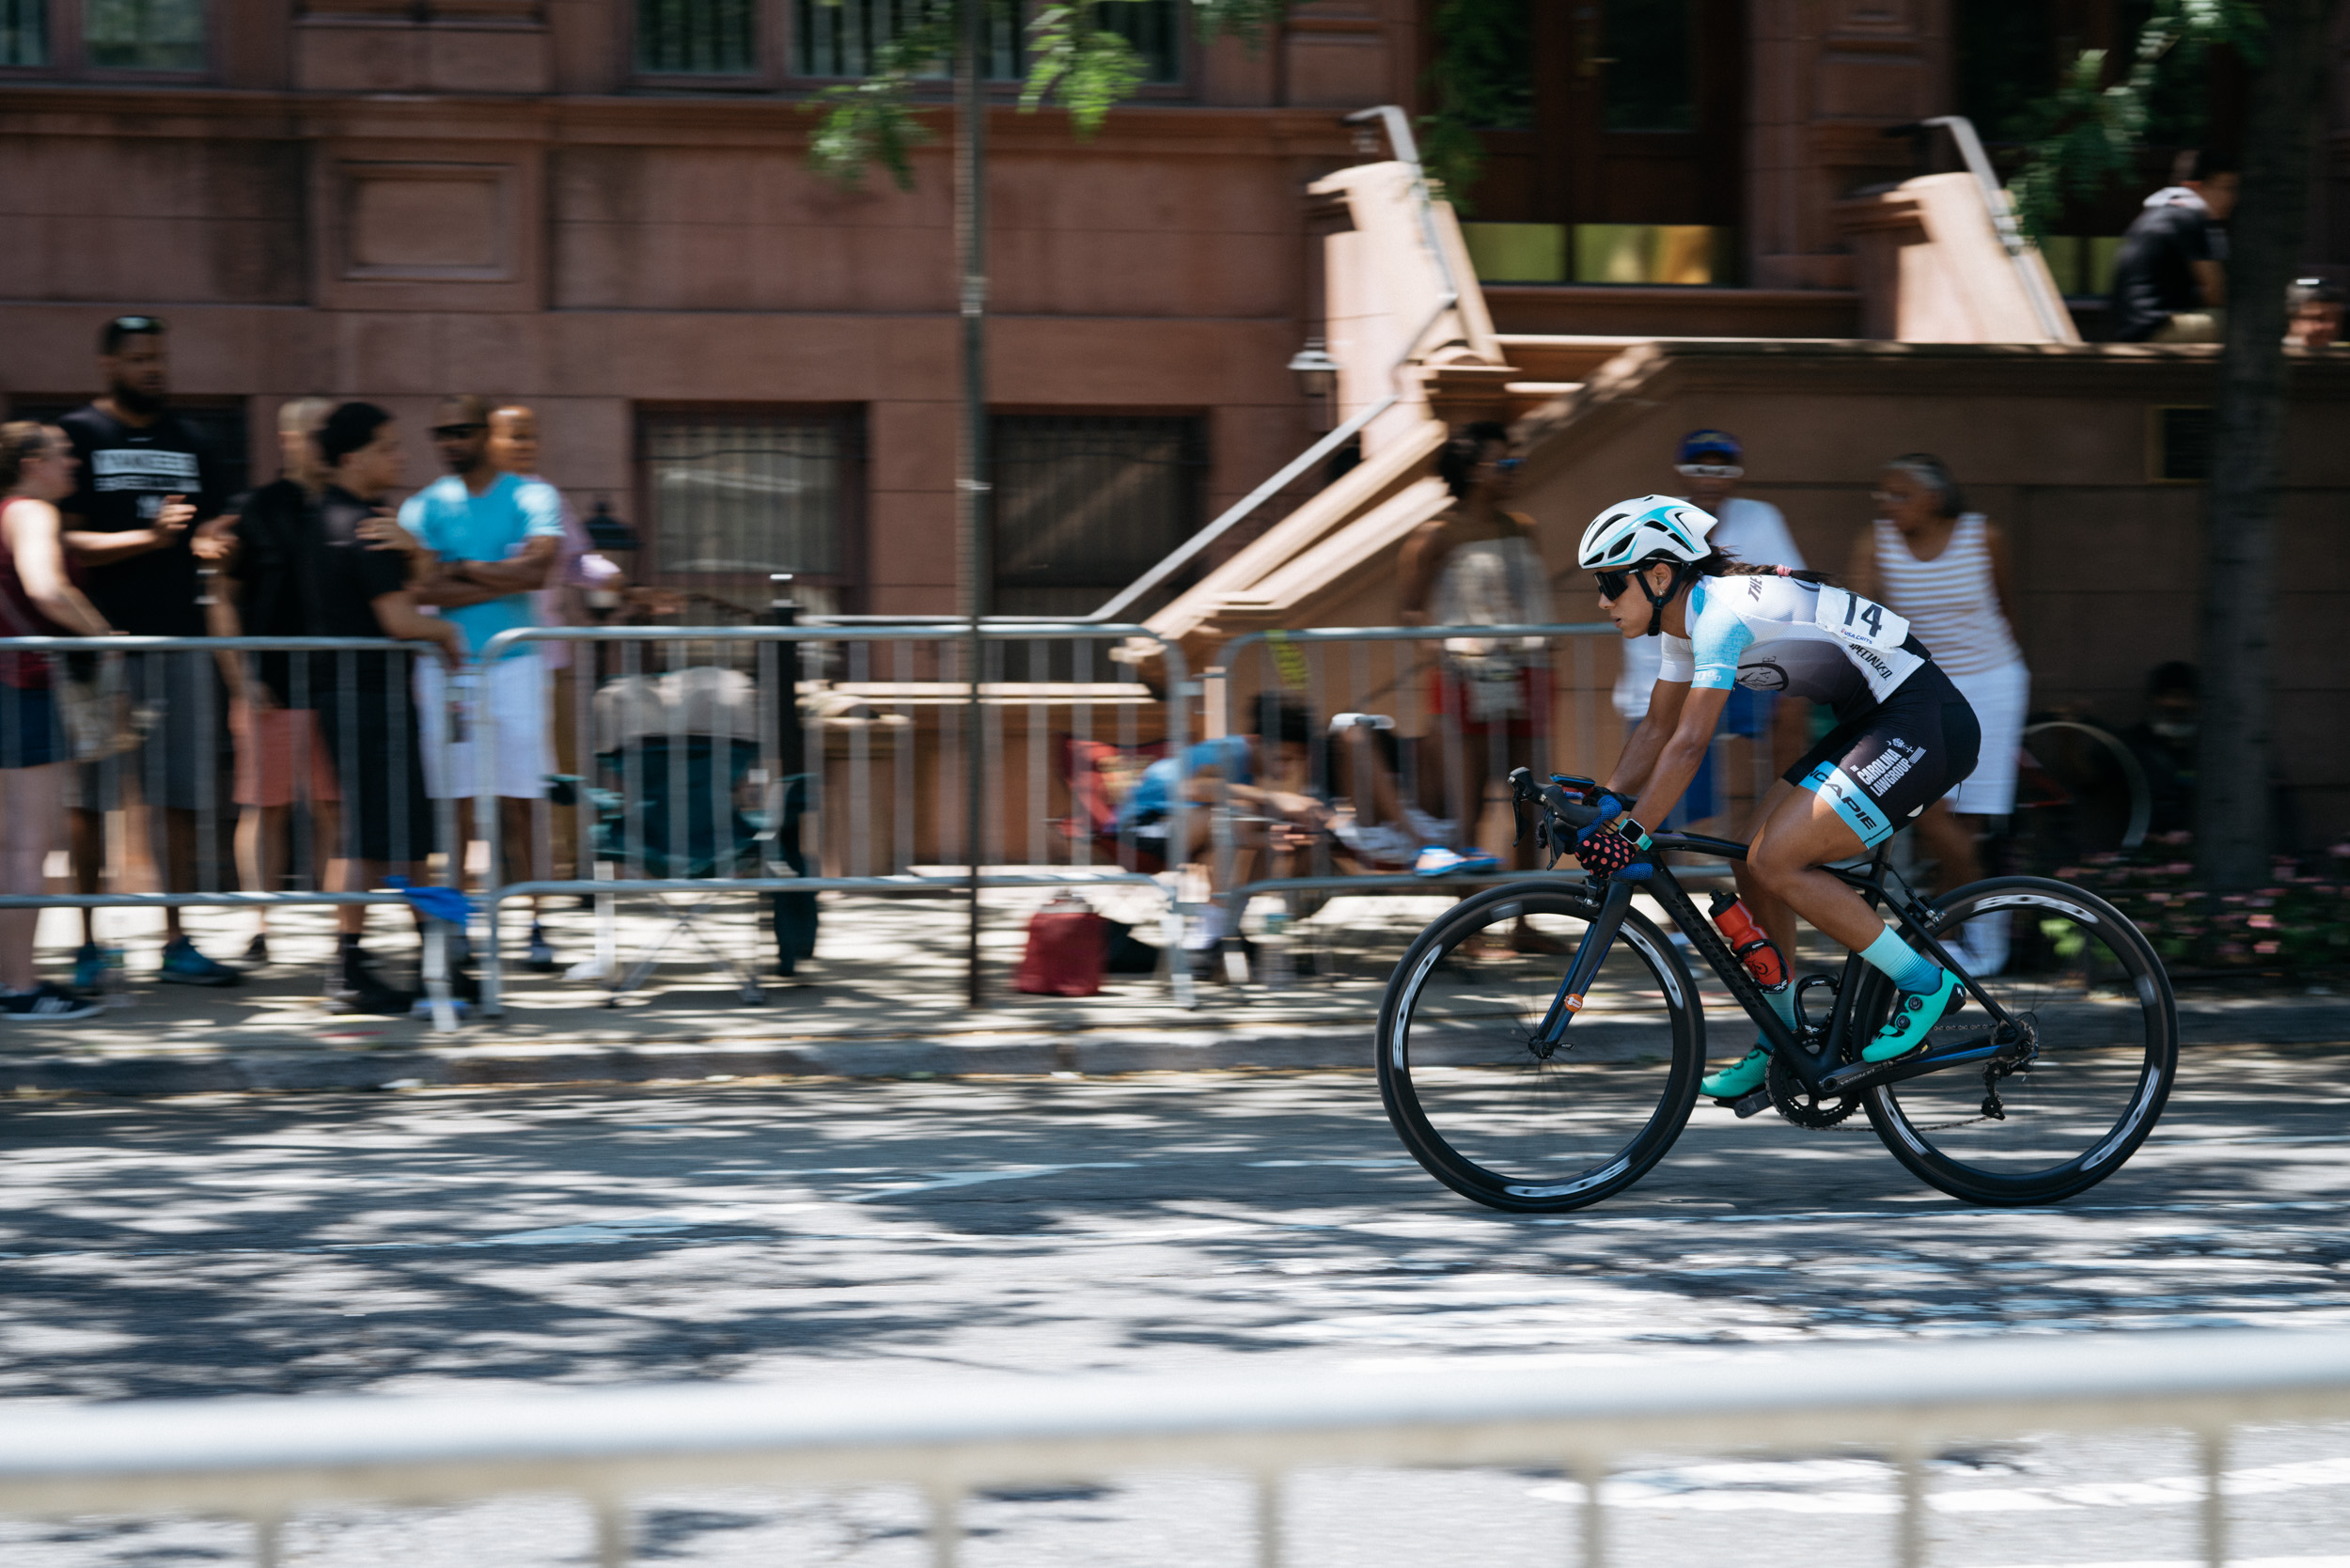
1446,0,1745,285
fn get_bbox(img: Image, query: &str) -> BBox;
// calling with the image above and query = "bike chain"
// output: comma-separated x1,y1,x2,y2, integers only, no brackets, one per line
1763,1019,2020,1133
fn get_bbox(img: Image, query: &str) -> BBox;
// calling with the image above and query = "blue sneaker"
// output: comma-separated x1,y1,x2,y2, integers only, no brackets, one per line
1863,968,1964,1062
71,942,105,993
1415,845,1500,877
158,936,242,988
1701,1046,1772,1099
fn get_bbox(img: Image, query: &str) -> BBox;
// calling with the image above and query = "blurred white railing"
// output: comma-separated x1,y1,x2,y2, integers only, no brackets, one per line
4,1329,2347,1567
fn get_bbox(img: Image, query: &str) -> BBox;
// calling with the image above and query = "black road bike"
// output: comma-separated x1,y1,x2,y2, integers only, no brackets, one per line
1376,770,2179,1211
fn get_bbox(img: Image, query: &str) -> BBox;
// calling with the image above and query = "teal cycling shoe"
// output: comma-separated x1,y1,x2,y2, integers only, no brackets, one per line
1863,967,1965,1062
1700,1045,1771,1099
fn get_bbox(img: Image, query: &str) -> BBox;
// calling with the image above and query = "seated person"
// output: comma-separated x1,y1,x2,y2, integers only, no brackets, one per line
1118,693,1324,951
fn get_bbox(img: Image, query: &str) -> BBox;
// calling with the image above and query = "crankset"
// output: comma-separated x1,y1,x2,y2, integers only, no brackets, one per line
1767,1039,1864,1129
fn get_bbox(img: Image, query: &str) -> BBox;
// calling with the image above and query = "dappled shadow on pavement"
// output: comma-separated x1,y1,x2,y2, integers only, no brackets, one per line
2,1051,2349,1402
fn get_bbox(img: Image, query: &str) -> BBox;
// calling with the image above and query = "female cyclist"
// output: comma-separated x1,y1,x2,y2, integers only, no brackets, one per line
1577,495,1982,1099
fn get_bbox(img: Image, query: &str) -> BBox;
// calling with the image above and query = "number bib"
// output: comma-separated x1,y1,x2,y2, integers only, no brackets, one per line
1814,587,1910,651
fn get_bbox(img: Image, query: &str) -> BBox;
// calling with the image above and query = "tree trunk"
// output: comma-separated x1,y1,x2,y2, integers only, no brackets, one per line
2196,0,2337,889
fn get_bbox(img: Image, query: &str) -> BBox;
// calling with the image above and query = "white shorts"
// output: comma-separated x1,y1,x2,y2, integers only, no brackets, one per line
416,651,555,801
1944,659,2029,817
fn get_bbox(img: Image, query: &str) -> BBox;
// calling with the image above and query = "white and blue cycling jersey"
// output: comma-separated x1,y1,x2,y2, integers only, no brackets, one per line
1655,573,1928,725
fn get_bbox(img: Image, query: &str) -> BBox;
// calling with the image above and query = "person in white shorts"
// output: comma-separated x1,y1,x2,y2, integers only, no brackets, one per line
401,396,563,965
1845,452,2029,975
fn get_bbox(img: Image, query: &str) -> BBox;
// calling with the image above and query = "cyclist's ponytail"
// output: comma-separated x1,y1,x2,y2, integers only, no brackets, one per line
1691,546,1836,586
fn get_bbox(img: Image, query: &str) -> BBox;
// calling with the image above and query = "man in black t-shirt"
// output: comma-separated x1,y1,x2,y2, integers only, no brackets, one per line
301,404,462,1013
2109,150,2239,343
57,315,240,987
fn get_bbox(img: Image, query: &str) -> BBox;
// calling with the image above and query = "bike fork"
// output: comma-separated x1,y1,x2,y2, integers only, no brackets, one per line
1531,878,1637,1047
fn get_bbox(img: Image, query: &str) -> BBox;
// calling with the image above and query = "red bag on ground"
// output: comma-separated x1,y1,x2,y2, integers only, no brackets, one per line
1016,897,1107,996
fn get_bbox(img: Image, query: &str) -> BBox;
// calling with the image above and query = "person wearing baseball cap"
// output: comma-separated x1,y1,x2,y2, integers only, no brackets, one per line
1611,429,1810,827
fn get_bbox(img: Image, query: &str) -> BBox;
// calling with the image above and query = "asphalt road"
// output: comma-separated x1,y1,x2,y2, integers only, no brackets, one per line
3,1053,2348,1566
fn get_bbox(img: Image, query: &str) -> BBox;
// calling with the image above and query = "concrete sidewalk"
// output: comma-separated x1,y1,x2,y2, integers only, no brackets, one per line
1,890,2342,1095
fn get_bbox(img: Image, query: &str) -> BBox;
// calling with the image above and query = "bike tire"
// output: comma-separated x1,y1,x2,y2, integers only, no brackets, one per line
1859,875,2179,1206
1375,880,1703,1213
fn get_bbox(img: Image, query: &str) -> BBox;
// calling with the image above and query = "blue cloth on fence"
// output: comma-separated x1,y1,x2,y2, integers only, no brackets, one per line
385,876,472,926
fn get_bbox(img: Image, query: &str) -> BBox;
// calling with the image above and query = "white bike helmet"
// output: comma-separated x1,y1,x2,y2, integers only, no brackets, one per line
1576,495,1716,571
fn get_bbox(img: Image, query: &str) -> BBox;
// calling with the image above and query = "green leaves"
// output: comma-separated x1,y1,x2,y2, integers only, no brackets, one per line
1418,0,1535,213
804,1,1290,186
2005,0,2268,245
804,2,958,190
1022,6,1148,133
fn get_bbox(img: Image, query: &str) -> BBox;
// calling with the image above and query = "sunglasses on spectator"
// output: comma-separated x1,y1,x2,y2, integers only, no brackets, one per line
431,423,487,439
1675,462,1743,479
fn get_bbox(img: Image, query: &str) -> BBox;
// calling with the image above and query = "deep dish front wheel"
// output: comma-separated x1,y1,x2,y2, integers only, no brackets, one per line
1375,882,1703,1213
1861,875,2178,1206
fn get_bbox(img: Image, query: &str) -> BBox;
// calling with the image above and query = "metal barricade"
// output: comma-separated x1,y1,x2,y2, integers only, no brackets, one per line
1203,623,1620,943
469,622,1193,1015
0,636,456,921
3,1327,2344,1567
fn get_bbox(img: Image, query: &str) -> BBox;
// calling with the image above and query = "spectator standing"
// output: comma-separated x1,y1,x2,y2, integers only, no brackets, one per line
56,315,242,987
1612,430,1810,826
0,425,114,1017
1399,421,1555,877
486,402,619,970
1846,453,2029,974
2108,150,2237,343
212,398,341,964
400,397,562,966
300,404,462,1012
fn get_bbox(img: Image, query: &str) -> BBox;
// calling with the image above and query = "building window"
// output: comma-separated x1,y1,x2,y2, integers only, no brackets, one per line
637,0,757,74
793,0,1018,79
791,0,1180,83
85,0,205,71
991,414,1206,619
2,0,46,67
639,410,863,615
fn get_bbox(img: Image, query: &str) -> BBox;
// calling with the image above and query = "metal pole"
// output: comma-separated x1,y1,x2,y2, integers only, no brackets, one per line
956,0,990,1009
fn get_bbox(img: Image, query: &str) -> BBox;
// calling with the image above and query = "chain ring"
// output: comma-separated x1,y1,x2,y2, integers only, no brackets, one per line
1766,1045,1864,1129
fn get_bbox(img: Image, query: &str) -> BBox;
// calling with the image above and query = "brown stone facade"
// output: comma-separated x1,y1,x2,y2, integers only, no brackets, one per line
0,0,2034,619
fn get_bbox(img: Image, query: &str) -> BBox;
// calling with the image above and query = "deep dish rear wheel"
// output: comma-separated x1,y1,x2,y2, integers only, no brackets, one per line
1375,882,1703,1213
1860,876,2178,1206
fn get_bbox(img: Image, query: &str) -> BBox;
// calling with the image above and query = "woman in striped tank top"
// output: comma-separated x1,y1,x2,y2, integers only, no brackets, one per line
1847,453,2029,972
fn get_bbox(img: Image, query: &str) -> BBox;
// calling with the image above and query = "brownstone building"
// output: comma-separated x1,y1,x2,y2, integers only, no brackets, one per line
5,1,2350,834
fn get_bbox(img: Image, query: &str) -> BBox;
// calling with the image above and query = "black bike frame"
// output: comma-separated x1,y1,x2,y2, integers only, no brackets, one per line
1532,830,2025,1096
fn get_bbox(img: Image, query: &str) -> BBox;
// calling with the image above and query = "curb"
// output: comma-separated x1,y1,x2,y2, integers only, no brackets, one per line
0,1001,2341,1098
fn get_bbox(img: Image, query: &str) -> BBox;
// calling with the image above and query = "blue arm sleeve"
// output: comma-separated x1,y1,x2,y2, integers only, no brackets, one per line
1685,583,1753,691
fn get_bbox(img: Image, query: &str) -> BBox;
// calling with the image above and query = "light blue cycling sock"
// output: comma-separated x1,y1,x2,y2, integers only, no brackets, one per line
1756,984,1798,1050
1860,926,1940,995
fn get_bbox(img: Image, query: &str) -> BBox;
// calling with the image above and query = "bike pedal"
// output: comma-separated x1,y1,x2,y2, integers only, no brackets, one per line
1727,1087,1774,1120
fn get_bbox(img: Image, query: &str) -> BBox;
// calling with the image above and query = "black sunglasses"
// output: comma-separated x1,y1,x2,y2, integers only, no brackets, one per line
431,423,487,439
1595,570,1632,601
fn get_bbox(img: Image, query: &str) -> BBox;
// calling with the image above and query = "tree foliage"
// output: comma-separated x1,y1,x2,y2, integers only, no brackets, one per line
1417,0,1533,214
807,0,1292,190
2005,0,2266,243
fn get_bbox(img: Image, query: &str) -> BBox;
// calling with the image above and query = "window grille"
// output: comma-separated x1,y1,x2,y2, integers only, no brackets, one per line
794,0,1019,79
84,0,204,70
639,410,863,617
991,414,1206,619
792,0,1181,83
1,0,45,67
637,0,758,74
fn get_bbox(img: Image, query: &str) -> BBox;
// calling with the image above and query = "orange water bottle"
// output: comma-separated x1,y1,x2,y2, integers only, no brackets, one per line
1708,890,1788,991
